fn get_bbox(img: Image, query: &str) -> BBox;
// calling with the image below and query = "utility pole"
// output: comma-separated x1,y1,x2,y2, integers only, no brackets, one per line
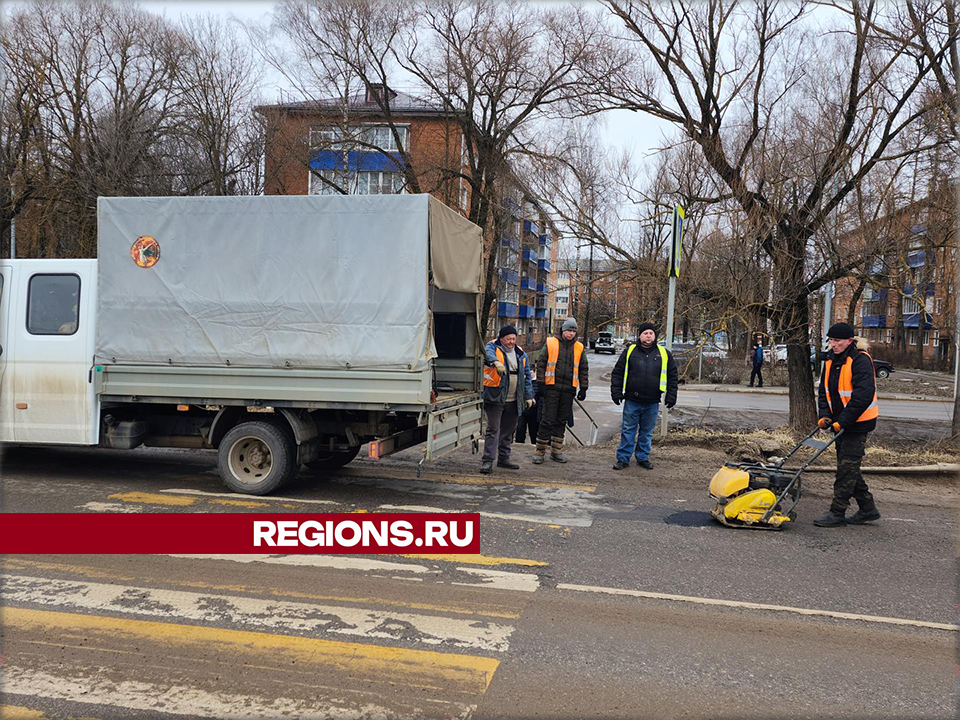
660,204,684,438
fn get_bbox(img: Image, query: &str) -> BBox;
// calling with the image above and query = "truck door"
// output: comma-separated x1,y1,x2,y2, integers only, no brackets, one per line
0,263,15,442
12,262,96,444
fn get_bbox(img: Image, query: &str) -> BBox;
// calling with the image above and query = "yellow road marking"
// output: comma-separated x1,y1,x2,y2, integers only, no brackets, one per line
0,707,46,719
6,608,499,693
1,559,523,619
108,492,196,506
209,498,270,508
405,554,547,567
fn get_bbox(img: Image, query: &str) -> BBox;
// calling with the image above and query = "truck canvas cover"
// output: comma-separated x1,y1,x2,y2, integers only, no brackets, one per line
95,194,481,373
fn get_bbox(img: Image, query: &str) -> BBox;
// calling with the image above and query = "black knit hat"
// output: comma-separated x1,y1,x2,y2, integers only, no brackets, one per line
637,322,657,337
827,322,855,339
498,324,518,339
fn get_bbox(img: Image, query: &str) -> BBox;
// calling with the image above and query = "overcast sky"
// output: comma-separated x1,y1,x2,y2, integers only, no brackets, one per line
141,0,678,166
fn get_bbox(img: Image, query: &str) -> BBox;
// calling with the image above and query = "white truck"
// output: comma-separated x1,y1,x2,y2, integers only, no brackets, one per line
0,194,485,494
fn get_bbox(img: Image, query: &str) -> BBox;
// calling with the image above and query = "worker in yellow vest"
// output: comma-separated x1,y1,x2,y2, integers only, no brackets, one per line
814,322,881,527
533,317,589,464
610,322,678,470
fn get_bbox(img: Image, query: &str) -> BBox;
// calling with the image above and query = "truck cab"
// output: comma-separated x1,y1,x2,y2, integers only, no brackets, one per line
0,259,99,446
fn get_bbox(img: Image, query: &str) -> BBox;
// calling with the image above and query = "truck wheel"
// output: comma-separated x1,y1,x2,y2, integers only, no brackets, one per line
218,421,296,495
306,446,361,473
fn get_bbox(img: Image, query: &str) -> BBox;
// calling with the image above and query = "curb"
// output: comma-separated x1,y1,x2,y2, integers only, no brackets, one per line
679,384,949,403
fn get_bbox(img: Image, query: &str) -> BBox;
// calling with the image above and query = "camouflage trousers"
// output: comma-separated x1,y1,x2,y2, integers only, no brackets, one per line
829,431,875,514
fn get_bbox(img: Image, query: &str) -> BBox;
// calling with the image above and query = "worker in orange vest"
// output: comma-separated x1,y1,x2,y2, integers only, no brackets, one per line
814,322,881,527
480,325,535,474
533,317,589,464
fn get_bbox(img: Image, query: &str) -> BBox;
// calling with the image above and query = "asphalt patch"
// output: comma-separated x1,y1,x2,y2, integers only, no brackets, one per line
663,510,715,527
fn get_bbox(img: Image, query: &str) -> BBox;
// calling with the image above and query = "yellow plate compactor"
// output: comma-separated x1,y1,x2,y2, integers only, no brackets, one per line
709,427,842,529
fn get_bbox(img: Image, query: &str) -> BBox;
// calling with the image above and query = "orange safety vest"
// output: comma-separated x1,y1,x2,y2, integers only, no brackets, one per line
544,336,584,388
482,346,527,387
824,353,879,422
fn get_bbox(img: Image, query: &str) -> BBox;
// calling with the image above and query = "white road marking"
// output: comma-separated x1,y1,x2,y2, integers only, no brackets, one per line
169,554,540,592
162,488,341,506
2,666,465,720
79,502,142,513
3,575,513,652
377,503,595,528
886,517,918,523
557,583,957,632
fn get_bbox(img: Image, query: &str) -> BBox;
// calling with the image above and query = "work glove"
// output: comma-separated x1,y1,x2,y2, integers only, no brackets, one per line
612,396,622,406
665,401,676,409
831,421,841,433
525,399,535,410
817,417,832,430
493,361,506,375
577,388,587,402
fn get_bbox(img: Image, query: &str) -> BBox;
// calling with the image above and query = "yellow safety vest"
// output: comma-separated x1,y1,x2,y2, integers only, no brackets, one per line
622,343,668,394
824,353,879,422
544,336,584,388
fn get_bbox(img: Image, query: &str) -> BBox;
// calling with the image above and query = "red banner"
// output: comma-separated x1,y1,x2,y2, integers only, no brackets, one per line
0,513,480,554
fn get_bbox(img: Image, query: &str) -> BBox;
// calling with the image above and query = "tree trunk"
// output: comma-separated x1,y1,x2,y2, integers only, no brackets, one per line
784,298,818,431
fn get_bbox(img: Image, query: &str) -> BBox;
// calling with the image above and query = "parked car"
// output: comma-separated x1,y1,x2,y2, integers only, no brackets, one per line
761,344,787,365
594,331,616,354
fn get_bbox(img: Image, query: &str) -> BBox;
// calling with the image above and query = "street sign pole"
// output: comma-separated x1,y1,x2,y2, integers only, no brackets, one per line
660,204,684,438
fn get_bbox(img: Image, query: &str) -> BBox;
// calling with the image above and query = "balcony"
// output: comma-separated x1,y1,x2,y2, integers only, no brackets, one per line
538,259,551,271
861,315,886,328
906,250,926,268
521,248,538,264
537,282,546,293
535,308,547,318
310,149,405,172
539,233,550,246
523,220,540,236
504,197,521,217
903,312,932,328
520,276,535,291
902,283,935,296
518,304,536,319
499,269,518,284
498,302,518,318
500,236,519,251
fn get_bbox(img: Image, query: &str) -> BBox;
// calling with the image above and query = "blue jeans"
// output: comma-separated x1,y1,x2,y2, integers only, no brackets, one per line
617,400,660,464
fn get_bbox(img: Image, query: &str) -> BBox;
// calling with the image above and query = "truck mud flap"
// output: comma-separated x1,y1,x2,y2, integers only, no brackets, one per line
425,398,484,461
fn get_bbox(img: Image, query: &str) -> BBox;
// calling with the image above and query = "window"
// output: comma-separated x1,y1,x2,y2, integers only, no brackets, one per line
933,330,940,346
908,329,917,345
886,329,892,343
936,298,943,314
357,171,404,195
310,168,351,195
952,248,957,260
27,274,80,335
310,126,343,149
559,272,568,281
923,330,930,346
360,125,408,152
902,297,921,314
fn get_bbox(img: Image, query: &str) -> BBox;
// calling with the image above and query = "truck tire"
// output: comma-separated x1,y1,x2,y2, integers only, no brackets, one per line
306,446,361,473
218,421,296,495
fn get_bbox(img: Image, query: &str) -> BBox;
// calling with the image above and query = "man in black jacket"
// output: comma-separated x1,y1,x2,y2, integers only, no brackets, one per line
610,322,678,470
533,317,589,464
814,322,881,527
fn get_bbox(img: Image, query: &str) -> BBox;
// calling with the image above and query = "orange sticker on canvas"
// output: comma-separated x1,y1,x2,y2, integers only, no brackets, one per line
130,236,160,268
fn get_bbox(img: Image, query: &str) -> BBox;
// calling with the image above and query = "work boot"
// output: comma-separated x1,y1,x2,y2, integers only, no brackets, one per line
848,502,881,524
613,460,629,470
638,460,653,470
550,436,567,463
813,510,847,527
480,459,493,475
497,458,520,470
532,453,544,465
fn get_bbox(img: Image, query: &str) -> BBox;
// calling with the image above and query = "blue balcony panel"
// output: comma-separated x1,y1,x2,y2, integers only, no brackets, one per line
906,251,926,268
539,233,550,246
536,282,545,293
523,220,540,236
902,312,932,328
861,315,886,328
520,276,535,290
535,308,547,318
498,302,518,318
500,236,519,250
902,283,935,296
538,259,551,271
518,304,536,319
310,149,404,172
499,269,518,284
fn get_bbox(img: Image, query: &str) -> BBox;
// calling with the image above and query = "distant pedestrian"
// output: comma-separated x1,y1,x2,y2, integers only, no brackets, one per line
749,335,764,387
480,325,535,474
533,317,588,464
813,323,881,527
610,322,678,470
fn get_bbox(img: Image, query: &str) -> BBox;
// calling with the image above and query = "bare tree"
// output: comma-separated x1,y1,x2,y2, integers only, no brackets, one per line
596,0,948,429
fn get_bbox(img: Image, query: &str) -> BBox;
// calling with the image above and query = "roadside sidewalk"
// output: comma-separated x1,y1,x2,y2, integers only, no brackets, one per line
680,383,950,403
